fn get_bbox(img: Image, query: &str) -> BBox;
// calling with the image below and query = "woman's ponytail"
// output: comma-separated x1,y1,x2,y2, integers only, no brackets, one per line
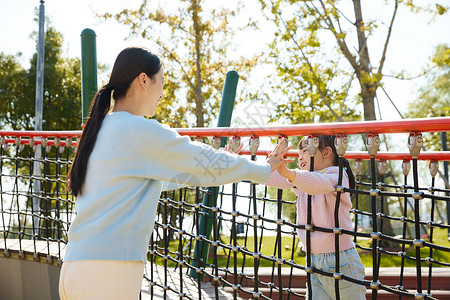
68,85,113,196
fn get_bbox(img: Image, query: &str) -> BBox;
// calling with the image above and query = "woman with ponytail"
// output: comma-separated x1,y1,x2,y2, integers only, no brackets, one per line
59,47,291,299
265,136,365,300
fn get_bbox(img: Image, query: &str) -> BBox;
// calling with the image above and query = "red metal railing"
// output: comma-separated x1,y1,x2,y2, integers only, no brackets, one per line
176,117,450,137
1,117,449,160
239,150,450,161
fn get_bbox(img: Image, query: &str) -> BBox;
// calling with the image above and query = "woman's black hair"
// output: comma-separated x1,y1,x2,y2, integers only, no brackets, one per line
68,47,162,197
300,135,356,190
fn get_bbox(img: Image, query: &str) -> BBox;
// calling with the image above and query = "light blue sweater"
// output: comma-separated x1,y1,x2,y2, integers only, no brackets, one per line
64,112,271,262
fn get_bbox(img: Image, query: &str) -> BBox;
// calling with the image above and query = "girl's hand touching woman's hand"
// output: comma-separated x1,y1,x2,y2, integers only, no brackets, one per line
267,139,295,179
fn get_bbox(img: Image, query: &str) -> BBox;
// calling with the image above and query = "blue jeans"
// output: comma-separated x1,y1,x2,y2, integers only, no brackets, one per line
306,247,366,300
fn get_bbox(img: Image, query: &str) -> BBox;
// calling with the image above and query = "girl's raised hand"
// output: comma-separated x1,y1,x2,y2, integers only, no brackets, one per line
267,138,295,172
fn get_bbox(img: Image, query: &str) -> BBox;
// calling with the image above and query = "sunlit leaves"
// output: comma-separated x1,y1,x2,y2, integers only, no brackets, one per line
0,26,82,131
258,0,448,124
258,0,362,123
432,44,450,67
100,0,259,127
406,44,450,151
435,4,448,15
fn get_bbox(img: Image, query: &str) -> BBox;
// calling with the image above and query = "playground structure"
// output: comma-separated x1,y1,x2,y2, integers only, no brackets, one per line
1,29,450,300
1,117,450,300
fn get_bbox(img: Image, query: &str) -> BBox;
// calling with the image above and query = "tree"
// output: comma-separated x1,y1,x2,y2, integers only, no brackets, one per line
256,1,447,249
406,44,450,196
0,23,83,240
257,0,448,124
406,44,450,150
99,0,259,128
0,54,29,129
0,26,82,131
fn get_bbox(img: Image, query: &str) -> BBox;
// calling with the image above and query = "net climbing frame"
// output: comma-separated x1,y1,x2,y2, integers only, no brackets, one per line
0,117,449,300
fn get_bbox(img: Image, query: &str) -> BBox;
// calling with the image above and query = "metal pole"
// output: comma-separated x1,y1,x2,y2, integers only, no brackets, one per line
80,28,98,124
441,114,450,239
216,70,239,146
33,0,45,239
35,0,45,132
190,70,239,279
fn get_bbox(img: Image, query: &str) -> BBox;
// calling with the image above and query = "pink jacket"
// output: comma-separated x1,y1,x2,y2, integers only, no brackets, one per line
265,166,354,254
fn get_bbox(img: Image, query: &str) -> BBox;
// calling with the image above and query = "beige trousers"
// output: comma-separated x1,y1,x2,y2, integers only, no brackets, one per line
59,260,145,300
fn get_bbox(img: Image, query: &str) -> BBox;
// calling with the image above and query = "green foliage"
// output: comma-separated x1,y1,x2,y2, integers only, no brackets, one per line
152,227,450,267
0,21,82,187
152,235,305,268
258,0,368,123
0,53,30,129
432,44,450,67
0,22,81,240
406,44,450,151
0,21,81,192
100,0,259,127
358,227,450,267
257,0,448,124
0,25,82,131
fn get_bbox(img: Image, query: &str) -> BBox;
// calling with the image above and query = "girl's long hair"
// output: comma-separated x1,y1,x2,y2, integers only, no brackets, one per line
68,47,162,197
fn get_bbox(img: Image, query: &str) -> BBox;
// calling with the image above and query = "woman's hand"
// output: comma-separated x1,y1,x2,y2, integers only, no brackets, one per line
267,139,295,177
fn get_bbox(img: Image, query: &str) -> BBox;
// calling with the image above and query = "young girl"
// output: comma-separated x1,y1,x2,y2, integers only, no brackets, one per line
59,47,292,299
266,135,365,300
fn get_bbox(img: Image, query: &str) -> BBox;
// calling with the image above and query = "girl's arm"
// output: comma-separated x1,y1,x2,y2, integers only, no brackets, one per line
290,170,344,195
265,170,297,189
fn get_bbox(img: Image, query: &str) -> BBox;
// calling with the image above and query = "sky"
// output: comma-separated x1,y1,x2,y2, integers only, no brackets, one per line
1,0,450,125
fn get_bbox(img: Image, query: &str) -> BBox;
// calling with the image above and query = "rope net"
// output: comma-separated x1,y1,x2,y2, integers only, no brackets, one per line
0,135,77,263
1,118,449,300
